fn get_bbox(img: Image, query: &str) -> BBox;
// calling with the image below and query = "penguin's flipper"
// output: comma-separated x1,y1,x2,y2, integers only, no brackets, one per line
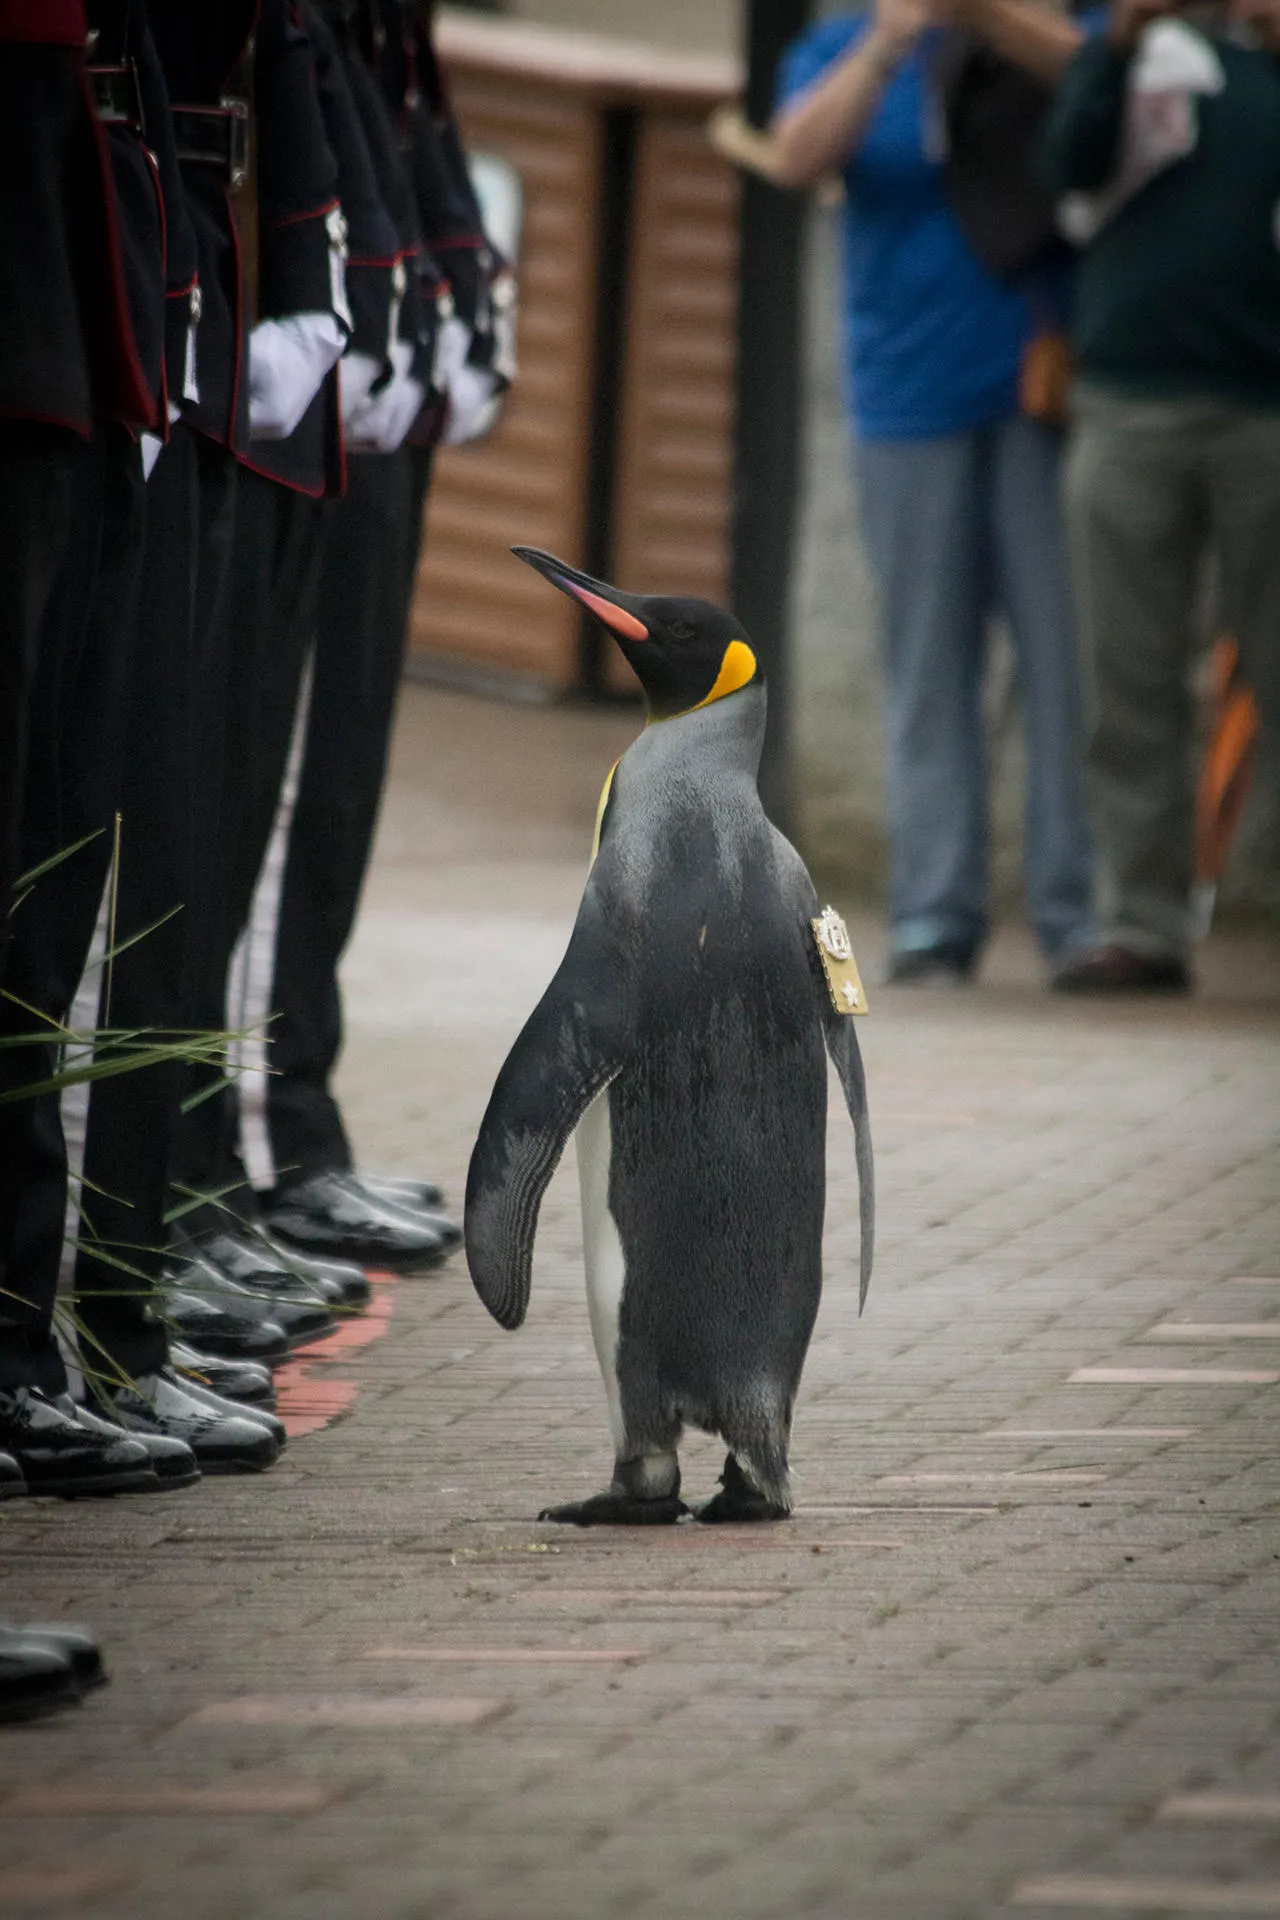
824,1012,875,1312
465,897,629,1330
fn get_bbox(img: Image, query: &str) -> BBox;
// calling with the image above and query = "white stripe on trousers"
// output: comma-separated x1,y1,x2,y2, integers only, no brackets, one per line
228,649,315,1195
57,876,113,1393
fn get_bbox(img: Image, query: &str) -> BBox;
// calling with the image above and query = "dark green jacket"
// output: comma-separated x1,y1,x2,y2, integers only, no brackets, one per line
1040,33,1280,405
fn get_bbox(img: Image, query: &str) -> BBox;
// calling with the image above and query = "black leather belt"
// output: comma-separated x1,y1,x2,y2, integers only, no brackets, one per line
88,62,144,133
171,100,250,190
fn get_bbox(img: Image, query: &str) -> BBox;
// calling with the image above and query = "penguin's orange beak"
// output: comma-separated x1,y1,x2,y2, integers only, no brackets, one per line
512,546,649,642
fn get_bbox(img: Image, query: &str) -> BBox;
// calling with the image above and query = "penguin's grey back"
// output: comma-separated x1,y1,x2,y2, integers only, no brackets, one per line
588,687,828,1445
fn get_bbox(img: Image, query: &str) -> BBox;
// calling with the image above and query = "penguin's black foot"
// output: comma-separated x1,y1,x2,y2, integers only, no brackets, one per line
537,1493,689,1527
695,1454,791,1525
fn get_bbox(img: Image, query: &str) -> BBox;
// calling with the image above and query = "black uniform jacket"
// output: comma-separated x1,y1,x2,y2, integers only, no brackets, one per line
147,0,346,494
319,0,441,398
308,4,401,369
391,2,510,383
0,0,156,433
89,0,199,432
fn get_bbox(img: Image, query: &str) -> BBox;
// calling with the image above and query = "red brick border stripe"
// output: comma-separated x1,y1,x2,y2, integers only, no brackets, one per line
274,1272,399,1438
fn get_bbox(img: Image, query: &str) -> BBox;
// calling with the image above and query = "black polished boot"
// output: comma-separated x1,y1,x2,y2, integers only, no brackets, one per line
257,1234,371,1306
169,1341,277,1407
185,1229,341,1305
348,1169,444,1211
6,1623,107,1693
0,1629,78,1723
0,1450,25,1498
64,1397,200,1491
163,1255,331,1351
263,1170,457,1272
171,1372,286,1445
340,1173,461,1251
101,1368,282,1473
0,1386,158,1498
161,1276,291,1361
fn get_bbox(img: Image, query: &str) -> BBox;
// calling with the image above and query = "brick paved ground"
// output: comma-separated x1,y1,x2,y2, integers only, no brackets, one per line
2,685,1279,1920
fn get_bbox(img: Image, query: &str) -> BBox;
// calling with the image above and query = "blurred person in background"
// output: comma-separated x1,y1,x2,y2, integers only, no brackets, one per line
943,0,1280,988
770,0,1095,987
1042,0,1280,990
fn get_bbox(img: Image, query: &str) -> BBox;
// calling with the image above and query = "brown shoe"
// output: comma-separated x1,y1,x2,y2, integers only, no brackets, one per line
1052,943,1191,994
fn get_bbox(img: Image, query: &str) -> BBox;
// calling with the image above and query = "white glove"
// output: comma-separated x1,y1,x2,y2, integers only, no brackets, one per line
345,341,425,453
435,312,471,394
339,350,383,428
442,360,500,447
248,312,346,440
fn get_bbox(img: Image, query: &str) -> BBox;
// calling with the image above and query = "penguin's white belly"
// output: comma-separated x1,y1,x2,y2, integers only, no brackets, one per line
575,1090,626,1451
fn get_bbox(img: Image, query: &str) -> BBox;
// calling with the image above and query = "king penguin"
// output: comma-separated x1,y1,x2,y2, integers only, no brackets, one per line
465,549,874,1525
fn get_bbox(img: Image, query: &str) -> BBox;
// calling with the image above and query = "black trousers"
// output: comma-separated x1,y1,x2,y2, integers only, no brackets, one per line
0,427,145,1392
72,428,239,1378
0,422,77,984
403,443,434,625
170,469,328,1233
254,446,423,1185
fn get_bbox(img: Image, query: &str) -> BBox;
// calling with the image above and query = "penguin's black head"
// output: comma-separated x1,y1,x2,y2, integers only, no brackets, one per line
512,547,762,722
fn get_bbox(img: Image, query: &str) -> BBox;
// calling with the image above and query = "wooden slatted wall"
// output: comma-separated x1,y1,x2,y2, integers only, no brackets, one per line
604,114,740,693
410,20,741,697
408,77,602,690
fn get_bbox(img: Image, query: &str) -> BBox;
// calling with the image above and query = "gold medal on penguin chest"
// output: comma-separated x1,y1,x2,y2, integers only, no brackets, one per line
811,906,868,1016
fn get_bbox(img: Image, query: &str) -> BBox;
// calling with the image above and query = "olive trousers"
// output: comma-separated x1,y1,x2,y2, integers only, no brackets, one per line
1065,385,1280,959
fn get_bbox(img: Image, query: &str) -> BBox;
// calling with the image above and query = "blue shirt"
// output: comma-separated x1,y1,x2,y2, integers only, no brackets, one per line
778,15,1043,441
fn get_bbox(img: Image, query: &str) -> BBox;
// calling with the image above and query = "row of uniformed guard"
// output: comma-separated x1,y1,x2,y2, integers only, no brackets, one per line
0,0,513,1500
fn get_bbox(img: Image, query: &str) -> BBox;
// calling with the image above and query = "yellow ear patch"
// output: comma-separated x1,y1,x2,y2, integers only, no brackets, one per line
694,639,757,711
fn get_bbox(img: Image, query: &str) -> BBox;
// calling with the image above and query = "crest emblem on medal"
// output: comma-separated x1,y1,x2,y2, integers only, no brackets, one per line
815,905,852,962
811,906,868,1016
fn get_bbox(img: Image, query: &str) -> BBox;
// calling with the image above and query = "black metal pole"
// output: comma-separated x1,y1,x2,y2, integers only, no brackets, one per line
730,0,812,836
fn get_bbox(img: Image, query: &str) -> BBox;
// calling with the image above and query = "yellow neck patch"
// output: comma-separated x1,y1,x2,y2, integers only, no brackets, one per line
694,639,757,712
647,639,758,726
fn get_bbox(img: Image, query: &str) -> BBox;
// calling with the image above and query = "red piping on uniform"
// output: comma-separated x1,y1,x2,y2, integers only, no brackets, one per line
236,452,329,498
0,404,92,439
79,64,160,430
266,197,341,230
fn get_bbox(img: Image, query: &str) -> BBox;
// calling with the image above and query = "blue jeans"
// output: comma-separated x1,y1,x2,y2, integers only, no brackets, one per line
856,416,1094,964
